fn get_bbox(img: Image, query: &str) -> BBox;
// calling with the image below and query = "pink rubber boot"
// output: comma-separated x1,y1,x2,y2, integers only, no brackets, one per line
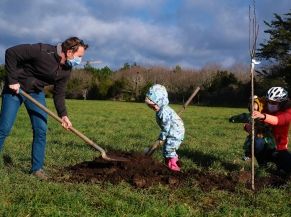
165,157,180,172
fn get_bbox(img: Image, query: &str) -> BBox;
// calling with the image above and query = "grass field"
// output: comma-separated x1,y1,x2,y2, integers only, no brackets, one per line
0,99,290,216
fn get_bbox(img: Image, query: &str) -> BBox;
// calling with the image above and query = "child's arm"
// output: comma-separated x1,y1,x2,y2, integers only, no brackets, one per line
157,110,172,141
229,113,250,123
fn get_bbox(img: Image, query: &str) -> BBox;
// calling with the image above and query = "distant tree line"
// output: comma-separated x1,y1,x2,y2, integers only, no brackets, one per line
0,62,285,107
44,62,286,107
0,11,290,107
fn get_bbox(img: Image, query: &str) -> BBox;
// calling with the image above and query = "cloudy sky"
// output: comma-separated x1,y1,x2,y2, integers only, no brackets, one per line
0,0,290,70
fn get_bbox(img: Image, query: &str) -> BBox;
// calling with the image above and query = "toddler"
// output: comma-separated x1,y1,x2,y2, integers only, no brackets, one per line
229,96,275,163
145,84,185,171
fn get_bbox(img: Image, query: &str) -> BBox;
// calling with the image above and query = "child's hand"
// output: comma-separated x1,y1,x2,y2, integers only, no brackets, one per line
244,123,252,133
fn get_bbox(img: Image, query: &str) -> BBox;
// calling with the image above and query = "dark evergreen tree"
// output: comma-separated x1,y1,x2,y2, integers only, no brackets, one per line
257,11,291,91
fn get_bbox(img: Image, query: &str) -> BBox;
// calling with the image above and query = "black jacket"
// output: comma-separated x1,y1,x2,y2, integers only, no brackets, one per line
4,43,71,117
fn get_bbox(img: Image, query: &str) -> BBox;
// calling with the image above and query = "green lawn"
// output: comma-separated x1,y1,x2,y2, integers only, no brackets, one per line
0,99,290,216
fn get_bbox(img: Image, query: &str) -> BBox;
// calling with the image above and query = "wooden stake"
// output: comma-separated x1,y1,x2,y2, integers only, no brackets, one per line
249,0,259,191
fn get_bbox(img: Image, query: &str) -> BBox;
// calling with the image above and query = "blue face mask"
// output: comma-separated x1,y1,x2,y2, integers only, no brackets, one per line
66,56,82,67
267,103,279,113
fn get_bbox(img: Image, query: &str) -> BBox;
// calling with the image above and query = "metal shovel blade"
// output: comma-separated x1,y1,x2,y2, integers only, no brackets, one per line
145,140,163,156
101,153,129,162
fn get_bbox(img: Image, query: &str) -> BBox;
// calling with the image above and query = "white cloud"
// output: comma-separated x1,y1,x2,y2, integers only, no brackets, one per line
0,0,289,69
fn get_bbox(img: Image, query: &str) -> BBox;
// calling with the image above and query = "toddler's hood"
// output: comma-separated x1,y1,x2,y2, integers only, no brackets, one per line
146,84,169,108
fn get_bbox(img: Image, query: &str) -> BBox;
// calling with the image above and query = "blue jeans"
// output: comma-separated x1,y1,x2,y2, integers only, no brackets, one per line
0,91,47,172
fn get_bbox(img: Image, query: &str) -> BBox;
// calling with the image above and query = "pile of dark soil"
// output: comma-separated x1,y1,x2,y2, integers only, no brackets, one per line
53,152,289,191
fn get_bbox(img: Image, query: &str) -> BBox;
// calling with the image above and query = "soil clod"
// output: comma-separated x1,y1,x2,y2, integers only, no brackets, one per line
53,151,290,191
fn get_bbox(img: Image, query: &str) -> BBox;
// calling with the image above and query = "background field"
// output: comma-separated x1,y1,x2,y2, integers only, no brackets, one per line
0,99,290,216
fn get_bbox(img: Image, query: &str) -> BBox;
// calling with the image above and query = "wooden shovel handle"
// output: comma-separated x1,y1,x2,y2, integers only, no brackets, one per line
178,86,200,116
19,89,107,156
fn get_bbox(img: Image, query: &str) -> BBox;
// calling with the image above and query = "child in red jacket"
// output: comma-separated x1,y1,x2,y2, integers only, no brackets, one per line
229,96,275,162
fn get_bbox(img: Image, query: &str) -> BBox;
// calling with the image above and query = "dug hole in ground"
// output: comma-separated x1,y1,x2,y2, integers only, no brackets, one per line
51,151,289,191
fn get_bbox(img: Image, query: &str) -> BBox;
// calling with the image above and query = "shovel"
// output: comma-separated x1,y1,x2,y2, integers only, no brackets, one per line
144,86,200,156
19,89,128,162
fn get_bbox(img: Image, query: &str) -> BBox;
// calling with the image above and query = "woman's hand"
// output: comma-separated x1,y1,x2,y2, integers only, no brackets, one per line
61,116,72,130
9,83,20,93
252,111,265,120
